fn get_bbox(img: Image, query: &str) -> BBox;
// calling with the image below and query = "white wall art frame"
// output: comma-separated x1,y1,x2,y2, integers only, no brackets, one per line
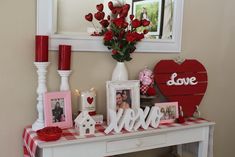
37,0,184,53
106,80,140,123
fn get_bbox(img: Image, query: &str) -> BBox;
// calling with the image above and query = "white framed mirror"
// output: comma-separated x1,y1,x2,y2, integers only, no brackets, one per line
37,0,184,53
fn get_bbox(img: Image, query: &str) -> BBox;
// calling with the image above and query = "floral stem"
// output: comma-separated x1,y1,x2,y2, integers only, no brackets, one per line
92,22,98,32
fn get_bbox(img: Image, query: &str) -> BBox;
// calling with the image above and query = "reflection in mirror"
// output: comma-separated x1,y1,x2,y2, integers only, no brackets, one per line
57,0,174,40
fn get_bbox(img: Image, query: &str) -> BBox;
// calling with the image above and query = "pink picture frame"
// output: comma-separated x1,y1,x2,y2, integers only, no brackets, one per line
44,91,73,129
155,102,179,124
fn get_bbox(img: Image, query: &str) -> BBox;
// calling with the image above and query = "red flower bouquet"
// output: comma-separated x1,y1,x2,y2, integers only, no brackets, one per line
85,1,150,62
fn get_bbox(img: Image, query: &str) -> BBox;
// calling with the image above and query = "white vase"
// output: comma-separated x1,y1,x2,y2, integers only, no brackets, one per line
112,62,128,81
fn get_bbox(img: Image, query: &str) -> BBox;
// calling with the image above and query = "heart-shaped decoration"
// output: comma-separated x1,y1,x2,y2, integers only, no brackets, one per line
130,15,134,20
141,19,150,26
108,1,114,10
154,59,208,117
94,12,105,21
85,13,93,22
96,4,104,12
87,97,94,105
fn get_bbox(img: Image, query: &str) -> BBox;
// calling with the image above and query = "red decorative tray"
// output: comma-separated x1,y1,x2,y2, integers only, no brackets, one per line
36,126,62,141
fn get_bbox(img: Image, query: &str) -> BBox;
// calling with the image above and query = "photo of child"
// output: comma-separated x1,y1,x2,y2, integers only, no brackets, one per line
51,98,65,123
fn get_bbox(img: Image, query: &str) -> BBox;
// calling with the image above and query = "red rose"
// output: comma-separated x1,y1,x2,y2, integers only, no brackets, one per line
132,19,141,28
123,21,128,28
104,31,113,41
141,19,150,26
118,30,125,39
126,32,136,42
135,32,144,41
100,20,109,28
112,49,118,55
112,17,125,28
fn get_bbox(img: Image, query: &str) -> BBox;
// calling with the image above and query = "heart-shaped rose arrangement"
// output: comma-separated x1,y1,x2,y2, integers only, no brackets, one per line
154,60,208,117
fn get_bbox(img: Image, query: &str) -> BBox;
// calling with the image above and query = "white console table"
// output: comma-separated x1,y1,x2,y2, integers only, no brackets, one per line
23,118,215,157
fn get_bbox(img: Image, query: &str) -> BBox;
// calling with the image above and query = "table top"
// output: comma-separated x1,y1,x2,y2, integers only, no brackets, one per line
23,117,215,157
25,118,215,147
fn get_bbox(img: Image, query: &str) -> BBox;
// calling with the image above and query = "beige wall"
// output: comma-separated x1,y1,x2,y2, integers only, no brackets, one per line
0,0,235,157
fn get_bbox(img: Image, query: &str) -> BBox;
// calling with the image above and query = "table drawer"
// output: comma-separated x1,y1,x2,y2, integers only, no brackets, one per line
106,134,166,153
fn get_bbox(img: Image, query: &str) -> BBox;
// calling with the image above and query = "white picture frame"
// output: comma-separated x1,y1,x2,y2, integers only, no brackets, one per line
106,80,140,122
36,0,184,53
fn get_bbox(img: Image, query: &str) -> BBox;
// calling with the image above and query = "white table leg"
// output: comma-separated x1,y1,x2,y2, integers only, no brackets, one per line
177,145,183,156
198,127,209,157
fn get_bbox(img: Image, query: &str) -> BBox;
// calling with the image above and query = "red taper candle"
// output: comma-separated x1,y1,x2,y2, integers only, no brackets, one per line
58,45,71,70
35,35,49,62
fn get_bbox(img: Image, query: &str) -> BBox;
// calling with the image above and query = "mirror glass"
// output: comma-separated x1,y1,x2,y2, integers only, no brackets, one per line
56,0,174,40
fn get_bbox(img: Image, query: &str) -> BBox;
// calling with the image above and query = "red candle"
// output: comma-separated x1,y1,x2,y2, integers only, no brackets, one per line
58,45,71,70
35,35,49,62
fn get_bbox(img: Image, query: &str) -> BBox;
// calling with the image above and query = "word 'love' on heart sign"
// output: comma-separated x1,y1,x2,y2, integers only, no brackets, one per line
154,59,208,117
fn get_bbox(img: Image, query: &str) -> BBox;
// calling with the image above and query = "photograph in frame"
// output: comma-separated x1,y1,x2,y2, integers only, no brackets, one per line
44,91,73,129
106,80,140,123
132,0,162,37
155,102,179,123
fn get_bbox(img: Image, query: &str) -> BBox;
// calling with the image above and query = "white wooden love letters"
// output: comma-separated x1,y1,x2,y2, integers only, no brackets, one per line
104,106,163,134
167,73,198,86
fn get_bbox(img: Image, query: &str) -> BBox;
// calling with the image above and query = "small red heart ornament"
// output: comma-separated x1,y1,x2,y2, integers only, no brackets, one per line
87,97,94,104
94,12,105,21
141,19,150,26
154,59,208,117
85,13,93,22
130,15,134,20
108,1,114,10
96,4,104,12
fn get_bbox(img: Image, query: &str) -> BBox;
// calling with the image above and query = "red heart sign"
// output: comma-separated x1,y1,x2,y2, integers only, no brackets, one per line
154,59,208,117
87,97,94,105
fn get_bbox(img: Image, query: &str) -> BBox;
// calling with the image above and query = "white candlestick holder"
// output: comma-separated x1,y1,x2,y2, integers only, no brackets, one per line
32,62,50,131
58,70,72,91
